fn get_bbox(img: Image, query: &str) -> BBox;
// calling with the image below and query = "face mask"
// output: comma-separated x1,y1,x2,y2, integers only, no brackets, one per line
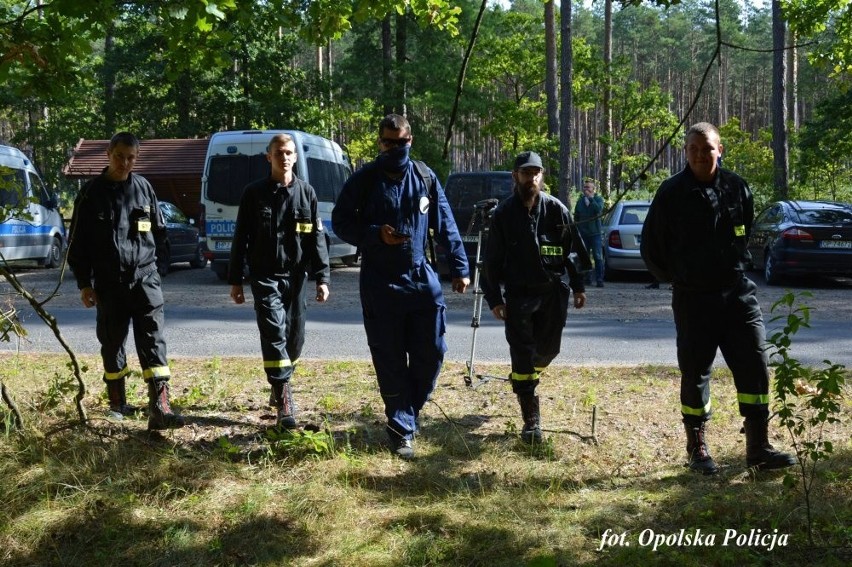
377,145,411,173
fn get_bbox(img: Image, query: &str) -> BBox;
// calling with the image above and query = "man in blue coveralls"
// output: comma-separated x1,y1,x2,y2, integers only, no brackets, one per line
333,114,470,459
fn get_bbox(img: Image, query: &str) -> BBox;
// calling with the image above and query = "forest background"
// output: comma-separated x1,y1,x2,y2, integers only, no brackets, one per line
1,0,851,213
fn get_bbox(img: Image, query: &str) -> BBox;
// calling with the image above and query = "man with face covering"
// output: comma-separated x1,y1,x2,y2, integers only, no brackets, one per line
333,114,470,459
481,151,587,444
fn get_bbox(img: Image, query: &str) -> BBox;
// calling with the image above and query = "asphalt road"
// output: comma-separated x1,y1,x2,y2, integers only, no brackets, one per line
2,263,851,369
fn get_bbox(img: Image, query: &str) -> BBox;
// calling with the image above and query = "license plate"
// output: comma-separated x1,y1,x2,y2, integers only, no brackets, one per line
214,241,232,251
819,240,851,249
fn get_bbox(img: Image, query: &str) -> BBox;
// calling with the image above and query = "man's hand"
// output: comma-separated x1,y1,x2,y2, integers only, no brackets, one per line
230,284,245,304
573,291,586,309
380,224,410,246
316,283,330,303
491,304,507,320
451,277,470,294
80,287,97,308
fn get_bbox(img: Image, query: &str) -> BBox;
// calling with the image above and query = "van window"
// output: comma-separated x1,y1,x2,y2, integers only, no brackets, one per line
28,171,52,207
0,166,27,207
307,157,350,202
207,154,271,206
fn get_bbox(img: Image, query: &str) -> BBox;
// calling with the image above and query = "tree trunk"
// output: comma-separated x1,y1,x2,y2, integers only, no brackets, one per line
395,12,408,115
545,1,559,139
787,31,798,131
103,27,116,136
558,0,573,207
771,0,789,199
382,17,392,116
601,0,613,199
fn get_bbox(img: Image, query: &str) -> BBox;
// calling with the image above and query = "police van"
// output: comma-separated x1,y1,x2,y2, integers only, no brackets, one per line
199,129,356,281
0,144,66,268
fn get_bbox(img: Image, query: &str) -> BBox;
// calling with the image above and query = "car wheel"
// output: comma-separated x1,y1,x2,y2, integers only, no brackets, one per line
157,247,170,276
42,236,63,269
189,244,207,268
764,252,780,285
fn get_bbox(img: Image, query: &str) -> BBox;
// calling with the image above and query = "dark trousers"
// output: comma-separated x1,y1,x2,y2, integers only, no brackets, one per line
672,276,770,424
505,282,570,394
581,233,604,284
360,269,447,441
250,273,307,384
95,270,169,381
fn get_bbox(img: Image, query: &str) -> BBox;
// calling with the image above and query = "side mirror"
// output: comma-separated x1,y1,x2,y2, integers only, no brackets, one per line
46,194,59,209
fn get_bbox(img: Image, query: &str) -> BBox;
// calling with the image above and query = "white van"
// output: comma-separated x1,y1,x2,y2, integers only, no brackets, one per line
199,129,356,280
0,145,66,267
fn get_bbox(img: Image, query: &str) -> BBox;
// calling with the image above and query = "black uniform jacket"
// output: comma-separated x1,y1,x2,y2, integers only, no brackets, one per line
68,170,166,289
482,191,584,309
640,165,754,292
228,175,330,286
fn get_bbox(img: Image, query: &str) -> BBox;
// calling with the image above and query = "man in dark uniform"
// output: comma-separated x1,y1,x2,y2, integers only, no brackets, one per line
332,114,469,459
640,122,795,475
68,131,184,430
481,151,587,444
229,133,330,429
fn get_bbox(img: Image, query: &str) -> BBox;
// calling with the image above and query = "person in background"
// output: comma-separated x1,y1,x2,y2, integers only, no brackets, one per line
640,121,795,475
573,179,605,288
481,151,587,444
228,133,330,429
68,131,184,430
332,113,469,460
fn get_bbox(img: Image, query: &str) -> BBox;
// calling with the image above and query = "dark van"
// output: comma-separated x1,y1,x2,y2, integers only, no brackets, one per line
436,171,513,274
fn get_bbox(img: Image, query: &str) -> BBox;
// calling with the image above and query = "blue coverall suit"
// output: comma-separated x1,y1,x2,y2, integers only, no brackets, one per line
68,170,171,384
481,191,585,394
640,165,770,424
332,160,469,442
228,176,330,385
573,193,605,285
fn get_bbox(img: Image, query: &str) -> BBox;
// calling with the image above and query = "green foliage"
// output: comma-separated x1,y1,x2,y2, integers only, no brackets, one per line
767,290,847,544
796,89,852,202
263,427,335,461
719,118,775,205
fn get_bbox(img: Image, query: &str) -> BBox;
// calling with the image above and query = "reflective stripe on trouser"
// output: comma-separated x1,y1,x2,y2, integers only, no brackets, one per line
360,267,447,442
250,273,307,383
504,282,570,383
673,276,771,423
104,366,131,382
95,270,170,383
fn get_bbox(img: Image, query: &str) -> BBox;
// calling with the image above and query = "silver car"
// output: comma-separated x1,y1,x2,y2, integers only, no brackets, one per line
602,200,651,279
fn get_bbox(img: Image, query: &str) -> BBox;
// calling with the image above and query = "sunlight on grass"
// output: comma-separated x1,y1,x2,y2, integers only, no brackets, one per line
0,354,849,565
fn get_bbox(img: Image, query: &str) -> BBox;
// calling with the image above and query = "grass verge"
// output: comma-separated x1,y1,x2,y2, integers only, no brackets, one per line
1,354,850,566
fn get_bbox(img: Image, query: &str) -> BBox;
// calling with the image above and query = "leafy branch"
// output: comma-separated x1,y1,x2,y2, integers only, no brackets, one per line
766,290,847,546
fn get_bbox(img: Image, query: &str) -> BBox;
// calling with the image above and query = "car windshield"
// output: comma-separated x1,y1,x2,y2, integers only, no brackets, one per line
797,207,852,225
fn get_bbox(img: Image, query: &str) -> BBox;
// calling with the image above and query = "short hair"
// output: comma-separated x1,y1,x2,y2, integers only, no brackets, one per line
583,179,596,188
108,132,140,151
267,133,295,152
685,122,720,142
378,114,410,136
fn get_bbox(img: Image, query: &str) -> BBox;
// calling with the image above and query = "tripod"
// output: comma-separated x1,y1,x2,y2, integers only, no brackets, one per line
464,199,507,389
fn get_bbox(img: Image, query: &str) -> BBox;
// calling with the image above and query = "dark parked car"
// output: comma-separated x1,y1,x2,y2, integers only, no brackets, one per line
602,200,651,280
157,201,207,275
435,171,514,275
747,200,852,285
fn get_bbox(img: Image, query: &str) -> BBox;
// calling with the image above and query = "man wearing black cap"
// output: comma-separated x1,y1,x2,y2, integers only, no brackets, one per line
481,151,587,444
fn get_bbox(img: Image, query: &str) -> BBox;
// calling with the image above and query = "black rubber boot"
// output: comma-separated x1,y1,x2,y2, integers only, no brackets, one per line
105,377,138,420
147,379,185,430
684,421,719,475
743,417,796,470
518,393,542,444
271,381,297,429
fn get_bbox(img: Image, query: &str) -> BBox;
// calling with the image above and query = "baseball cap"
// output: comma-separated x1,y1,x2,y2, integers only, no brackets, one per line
513,151,543,170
